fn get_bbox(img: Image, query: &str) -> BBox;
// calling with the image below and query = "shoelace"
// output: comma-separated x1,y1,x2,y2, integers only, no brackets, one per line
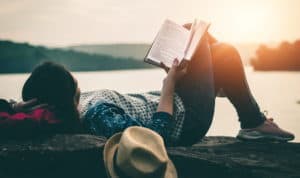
263,110,279,128
263,110,269,117
266,118,279,128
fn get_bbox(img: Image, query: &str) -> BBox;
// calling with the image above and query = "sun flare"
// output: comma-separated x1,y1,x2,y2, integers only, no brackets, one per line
224,6,272,42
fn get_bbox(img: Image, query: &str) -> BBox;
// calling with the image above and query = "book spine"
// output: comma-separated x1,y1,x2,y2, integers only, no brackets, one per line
144,58,163,68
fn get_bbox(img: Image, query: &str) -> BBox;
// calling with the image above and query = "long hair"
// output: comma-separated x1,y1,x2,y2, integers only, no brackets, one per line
22,61,82,133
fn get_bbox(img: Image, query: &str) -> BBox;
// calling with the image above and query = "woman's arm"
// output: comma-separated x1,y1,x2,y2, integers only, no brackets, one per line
84,101,173,141
157,59,188,115
156,76,176,114
9,98,47,113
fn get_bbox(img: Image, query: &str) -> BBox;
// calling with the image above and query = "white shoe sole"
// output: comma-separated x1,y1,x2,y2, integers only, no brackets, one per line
237,130,294,142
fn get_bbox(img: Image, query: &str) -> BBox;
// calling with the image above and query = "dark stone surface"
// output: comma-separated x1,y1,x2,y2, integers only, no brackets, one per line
0,135,107,178
0,135,299,178
168,137,300,178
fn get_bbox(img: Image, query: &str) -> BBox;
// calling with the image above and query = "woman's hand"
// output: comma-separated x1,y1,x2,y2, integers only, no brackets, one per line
183,23,192,30
162,59,188,85
12,98,48,112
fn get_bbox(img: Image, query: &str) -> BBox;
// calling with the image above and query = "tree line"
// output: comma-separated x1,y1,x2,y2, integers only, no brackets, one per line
251,40,300,71
0,40,152,73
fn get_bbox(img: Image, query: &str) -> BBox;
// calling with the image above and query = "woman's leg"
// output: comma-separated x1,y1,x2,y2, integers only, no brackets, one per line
211,43,265,129
210,43,294,141
175,35,216,146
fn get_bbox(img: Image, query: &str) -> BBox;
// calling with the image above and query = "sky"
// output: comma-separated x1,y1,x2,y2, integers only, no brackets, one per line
0,0,300,46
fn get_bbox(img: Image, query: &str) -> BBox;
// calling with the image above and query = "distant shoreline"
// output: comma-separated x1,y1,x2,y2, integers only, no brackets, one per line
0,67,157,74
0,40,153,74
2,39,300,73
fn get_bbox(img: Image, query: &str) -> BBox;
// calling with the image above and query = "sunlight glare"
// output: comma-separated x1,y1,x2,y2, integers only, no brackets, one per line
228,7,271,42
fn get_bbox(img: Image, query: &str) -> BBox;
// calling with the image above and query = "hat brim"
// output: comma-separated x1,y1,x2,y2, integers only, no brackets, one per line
103,132,178,178
103,132,122,178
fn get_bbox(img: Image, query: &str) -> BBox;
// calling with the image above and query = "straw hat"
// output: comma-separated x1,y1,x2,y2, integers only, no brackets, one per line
103,126,177,178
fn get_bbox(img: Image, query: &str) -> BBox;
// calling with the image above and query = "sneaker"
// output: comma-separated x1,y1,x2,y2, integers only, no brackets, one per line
237,118,295,142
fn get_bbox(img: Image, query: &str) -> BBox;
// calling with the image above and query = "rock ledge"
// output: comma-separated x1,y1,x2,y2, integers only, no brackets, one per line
0,135,299,178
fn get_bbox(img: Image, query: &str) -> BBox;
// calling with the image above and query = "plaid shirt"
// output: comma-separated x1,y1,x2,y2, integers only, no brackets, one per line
80,89,185,143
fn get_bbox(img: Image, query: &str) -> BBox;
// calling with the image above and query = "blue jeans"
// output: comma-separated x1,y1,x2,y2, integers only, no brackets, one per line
175,35,265,146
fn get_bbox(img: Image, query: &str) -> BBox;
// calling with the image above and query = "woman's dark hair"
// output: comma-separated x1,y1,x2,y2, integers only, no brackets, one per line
22,61,82,133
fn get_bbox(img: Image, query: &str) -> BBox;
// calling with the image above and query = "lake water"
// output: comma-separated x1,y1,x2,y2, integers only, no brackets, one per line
0,67,299,142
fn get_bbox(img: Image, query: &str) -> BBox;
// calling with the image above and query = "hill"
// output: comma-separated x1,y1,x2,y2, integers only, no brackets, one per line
0,40,152,73
69,43,260,64
69,43,150,60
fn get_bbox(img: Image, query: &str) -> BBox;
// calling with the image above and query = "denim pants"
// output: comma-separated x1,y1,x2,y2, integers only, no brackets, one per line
175,36,265,146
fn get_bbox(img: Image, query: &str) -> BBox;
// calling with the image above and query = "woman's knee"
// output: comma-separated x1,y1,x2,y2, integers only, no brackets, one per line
211,42,241,62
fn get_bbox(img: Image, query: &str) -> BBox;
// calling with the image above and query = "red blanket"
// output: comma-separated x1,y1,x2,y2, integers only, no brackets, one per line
0,108,61,138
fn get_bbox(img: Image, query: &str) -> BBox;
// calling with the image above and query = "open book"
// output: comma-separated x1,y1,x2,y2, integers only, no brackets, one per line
144,19,210,68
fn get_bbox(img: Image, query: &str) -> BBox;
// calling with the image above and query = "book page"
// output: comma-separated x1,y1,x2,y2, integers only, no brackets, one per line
147,19,190,68
183,19,198,57
184,20,210,60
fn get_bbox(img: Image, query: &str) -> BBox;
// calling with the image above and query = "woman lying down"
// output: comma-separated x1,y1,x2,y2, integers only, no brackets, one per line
0,25,294,145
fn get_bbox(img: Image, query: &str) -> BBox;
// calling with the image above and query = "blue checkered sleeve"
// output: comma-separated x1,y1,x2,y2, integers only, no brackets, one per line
83,101,173,141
